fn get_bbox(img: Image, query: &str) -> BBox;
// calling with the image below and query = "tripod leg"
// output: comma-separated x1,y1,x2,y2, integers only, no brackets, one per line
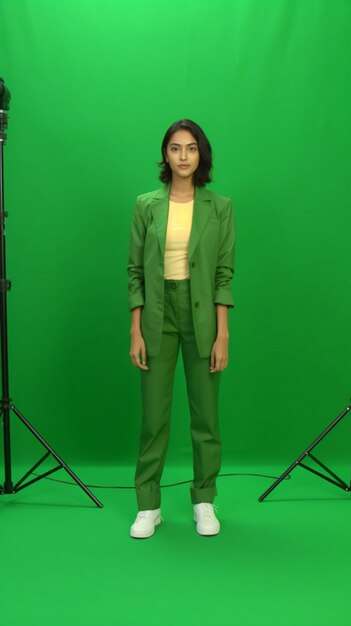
259,461,299,502
259,403,351,502
11,405,103,508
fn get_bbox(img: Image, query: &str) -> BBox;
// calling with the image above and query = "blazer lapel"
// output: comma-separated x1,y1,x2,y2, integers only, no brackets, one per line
188,186,213,260
150,184,169,259
150,183,213,260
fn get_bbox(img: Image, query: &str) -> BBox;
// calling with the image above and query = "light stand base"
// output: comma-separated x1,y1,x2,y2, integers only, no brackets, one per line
0,403,103,508
259,401,351,502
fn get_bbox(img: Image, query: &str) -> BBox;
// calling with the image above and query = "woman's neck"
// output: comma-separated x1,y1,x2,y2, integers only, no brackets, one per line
169,176,195,201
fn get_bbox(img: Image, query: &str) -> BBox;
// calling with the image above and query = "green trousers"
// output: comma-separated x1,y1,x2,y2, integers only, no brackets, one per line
134,278,222,510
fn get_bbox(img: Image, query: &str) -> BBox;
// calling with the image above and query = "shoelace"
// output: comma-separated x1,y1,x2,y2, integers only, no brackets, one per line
137,511,154,520
196,503,219,519
136,512,148,520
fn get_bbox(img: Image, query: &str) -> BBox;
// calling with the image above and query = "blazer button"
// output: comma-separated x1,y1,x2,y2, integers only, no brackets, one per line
191,261,196,268
195,302,200,308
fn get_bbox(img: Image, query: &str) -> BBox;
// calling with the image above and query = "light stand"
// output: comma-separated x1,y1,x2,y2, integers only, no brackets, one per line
259,400,351,502
0,78,102,507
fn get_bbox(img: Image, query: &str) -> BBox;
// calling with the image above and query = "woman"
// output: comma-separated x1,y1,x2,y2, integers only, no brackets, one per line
127,119,235,538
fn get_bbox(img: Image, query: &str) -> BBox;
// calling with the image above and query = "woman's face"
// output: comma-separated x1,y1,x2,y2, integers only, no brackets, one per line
165,129,200,181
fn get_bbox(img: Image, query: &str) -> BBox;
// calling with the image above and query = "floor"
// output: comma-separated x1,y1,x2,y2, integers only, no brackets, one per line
1,462,350,626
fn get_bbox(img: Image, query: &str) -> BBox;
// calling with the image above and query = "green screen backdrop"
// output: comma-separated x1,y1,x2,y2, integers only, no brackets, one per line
0,0,350,467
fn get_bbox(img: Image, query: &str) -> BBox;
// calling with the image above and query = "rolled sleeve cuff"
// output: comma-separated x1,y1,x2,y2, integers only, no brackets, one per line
128,292,145,311
214,289,234,308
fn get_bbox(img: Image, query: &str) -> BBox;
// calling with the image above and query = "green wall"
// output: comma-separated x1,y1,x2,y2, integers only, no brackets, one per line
0,0,350,466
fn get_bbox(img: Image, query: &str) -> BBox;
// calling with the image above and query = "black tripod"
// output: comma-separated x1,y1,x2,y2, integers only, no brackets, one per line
0,78,102,508
259,400,351,502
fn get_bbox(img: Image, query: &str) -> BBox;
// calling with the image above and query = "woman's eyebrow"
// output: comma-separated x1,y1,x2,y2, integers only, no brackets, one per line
169,142,198,146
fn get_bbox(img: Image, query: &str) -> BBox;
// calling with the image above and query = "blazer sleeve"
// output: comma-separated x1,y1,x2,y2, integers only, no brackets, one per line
127,197,146,311
214,199,235,308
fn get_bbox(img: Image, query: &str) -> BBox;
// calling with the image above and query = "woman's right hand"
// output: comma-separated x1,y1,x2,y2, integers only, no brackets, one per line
129,330,149,370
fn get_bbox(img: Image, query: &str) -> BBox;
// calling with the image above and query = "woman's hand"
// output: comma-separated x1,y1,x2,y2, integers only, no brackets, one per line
210,334,229,373
129,330,149,370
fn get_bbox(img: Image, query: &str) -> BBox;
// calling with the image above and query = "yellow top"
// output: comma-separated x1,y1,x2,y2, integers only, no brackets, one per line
164,200,194,279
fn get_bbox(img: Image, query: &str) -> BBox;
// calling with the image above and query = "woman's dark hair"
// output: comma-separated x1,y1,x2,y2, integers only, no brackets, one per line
157,119,212,187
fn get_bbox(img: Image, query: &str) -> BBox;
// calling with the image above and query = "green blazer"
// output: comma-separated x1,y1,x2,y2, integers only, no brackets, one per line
127,183,235,358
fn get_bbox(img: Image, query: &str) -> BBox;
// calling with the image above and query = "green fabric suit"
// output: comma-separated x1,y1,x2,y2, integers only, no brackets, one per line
127,183,235,509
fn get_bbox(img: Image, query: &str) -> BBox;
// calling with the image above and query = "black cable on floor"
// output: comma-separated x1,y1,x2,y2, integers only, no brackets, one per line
31,471,291,489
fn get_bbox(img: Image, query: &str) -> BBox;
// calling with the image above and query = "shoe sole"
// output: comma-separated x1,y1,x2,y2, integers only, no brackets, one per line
193,515,220,536
195,526,220,536
130,516,162,539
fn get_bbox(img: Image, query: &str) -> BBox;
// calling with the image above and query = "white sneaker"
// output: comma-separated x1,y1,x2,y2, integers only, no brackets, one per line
193,503,220,536
130,508,163,539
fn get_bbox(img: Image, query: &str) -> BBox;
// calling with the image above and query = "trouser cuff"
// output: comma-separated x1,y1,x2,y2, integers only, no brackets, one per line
190,485,217,505
135,486,161,510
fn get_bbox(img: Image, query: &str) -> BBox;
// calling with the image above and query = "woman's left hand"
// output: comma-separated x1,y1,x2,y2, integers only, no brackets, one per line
210,335,229,373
